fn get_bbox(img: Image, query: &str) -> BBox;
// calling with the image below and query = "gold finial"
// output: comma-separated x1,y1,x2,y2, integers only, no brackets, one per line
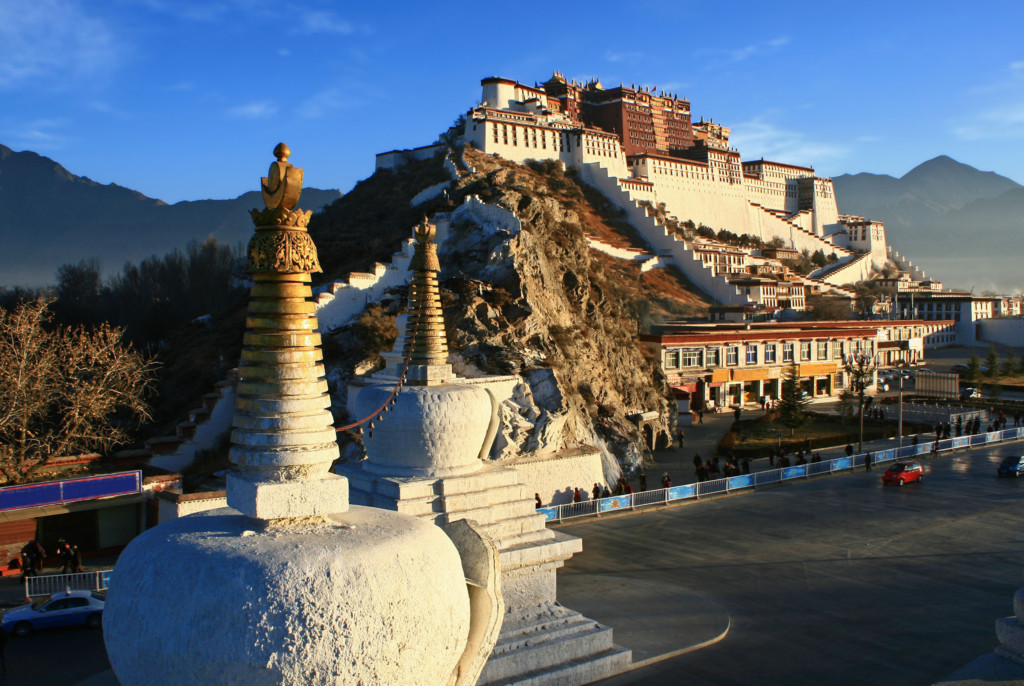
273,142,290,163
261,142,303,212
415,215,437,244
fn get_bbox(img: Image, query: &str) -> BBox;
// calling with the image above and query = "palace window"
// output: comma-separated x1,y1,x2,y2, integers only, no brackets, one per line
726,346,739,366
706,348,720,366
764,344,776,363
800,342,812,361
782,342,794,363
817,341,829,360
665,349,681,369
682,349,703,368
834,341,844,359
746,344,758,364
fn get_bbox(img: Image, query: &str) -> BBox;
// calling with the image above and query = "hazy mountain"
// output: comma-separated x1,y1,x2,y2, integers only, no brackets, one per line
833,156,1024,291
0,144,343,288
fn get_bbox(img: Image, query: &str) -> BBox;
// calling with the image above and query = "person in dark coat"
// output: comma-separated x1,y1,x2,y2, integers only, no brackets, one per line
845,443,854,458
592,483,603,501
741,457,751,474
865,452,873,472
638,472,647,492
661,472,672,489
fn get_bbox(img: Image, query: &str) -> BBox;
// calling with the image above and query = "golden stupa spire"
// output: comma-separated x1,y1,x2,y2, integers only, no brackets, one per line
404,216,449,378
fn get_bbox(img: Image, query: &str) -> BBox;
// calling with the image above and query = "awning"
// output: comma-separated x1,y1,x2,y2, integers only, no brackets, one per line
799,362,839,377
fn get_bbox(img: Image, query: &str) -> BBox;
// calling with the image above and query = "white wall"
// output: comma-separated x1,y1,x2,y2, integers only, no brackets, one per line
507,449,606,506
977,318,1024,348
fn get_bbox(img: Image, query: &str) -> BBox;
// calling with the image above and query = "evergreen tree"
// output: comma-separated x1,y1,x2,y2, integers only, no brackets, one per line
1003,351,1017,378
984,346,1000,378
966,353,982,385
778,360,807,435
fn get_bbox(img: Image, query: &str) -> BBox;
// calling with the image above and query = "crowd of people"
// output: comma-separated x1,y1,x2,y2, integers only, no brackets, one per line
19,537,83,581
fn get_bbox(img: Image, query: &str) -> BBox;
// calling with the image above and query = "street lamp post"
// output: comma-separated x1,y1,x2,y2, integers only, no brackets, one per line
896,361,907,450
846,351,880,453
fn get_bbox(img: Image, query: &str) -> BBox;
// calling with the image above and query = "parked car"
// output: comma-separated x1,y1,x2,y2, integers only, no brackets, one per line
960,387,981,400
0,589,105,636
882,461,924,486
998,456,1024,477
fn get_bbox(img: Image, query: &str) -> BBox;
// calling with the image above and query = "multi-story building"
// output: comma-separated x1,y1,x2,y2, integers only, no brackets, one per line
461,72,881,271
642,319,955,410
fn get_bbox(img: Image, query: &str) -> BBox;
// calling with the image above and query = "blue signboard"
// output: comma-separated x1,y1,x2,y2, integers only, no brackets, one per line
61,472,141,504
668,485,696,501
832,457,852,470
599,495,631,513
538,506,558,522
0,471,143,512
782,466,806,480
728,475,754,490
0,482,62,512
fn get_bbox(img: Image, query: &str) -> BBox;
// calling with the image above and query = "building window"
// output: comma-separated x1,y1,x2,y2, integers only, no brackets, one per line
764,344,776,363
682,349,703,368
834,341,844,359
746,344,757,364
706,348,719,366
783,342,794,362
800,342,812,361
665,350,680,369
727,346,739,366
817,341,829,360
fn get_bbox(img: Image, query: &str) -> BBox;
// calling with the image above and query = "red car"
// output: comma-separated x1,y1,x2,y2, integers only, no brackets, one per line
882,461,924,486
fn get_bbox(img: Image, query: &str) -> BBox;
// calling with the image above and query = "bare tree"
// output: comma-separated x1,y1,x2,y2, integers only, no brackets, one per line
0,299,157,484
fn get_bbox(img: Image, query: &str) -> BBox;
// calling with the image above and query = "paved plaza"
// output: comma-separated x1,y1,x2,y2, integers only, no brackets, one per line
559,442,1024,685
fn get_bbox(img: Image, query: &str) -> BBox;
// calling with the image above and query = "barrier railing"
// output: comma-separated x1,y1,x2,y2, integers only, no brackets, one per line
537,426,1024,524
24,570,113,600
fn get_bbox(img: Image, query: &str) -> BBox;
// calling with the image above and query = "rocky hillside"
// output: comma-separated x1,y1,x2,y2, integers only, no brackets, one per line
311,148,710,469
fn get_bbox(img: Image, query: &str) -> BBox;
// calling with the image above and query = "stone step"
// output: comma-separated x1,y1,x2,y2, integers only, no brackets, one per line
188,407,212,425
439,482,527,512
484,646,632,686
176,421,197,441
480,620,622,684
437,497,538,527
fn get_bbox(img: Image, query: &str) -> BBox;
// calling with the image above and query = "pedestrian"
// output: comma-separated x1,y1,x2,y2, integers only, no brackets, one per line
572,488,582,503
71,544,83,573
678,428,685,447
741,457,751,474
865,452,873,472
845,443,853,458
912,434,919,446
592,483,602,501
661,472,672,489
57,539,74,573
638,471,647,492
697,409,704,424
692,453,702,470
768,449,775,467
535,493,542,509
804,437,811,453
602,485,612,498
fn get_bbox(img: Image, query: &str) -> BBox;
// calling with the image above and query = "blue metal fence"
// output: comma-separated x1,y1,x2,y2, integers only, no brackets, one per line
0,471,142,513
540,427,1024,523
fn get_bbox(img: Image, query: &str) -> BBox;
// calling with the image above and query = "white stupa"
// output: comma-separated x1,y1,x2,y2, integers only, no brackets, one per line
339,219,631,684
102,145,502,686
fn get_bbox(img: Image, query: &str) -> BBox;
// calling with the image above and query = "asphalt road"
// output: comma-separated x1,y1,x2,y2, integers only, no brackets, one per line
558,444,1024,686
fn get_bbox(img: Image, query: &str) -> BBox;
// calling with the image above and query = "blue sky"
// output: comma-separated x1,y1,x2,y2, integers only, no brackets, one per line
3,0,1024,203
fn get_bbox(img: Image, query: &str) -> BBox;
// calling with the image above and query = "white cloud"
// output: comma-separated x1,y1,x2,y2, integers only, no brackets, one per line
605,50,645,65
1010,60,1024,71
297,87,367,118
953,102,1024,140
696,36,790,64
730,117,848,168
296,10,356,34
227,102,278,119
4,118,70,151
0,0,119,89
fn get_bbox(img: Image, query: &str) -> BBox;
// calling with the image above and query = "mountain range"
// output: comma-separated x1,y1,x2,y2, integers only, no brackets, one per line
2,144,1020,293
0,144,342,288
832,155,1024,292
